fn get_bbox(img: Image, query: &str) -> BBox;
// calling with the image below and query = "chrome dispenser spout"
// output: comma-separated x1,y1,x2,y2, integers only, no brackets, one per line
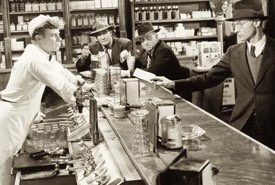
74,85,99,145
89,97,99,145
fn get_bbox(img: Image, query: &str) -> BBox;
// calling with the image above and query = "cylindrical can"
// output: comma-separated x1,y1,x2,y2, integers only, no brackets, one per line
161,115,182,149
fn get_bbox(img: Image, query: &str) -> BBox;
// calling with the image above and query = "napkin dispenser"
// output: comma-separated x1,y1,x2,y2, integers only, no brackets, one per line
157,150,218,185
120,78,140,107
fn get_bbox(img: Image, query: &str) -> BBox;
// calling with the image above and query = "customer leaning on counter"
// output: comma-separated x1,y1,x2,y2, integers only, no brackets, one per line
152,0,275,150
0,15,93,184
134,22,191,100
75,19,133,78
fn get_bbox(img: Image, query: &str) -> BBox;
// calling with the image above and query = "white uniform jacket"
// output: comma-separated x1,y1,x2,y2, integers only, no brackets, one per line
0,44,78,184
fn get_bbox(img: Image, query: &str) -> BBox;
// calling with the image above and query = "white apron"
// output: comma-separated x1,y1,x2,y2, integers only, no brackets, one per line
0,44,78,185
0,88,43,185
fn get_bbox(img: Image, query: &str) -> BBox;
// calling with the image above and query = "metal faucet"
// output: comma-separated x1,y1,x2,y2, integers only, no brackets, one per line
89,96,99,145
74,84,99,145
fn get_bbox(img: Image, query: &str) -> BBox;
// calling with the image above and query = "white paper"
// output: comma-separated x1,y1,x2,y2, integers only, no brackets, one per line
133,68,156,82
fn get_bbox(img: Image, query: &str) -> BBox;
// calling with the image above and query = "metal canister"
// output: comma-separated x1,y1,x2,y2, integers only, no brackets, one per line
161,115,182,149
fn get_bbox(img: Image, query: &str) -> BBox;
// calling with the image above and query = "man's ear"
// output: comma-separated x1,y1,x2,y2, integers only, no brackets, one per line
155,33,158,39
35,34,43,42
253,20,262,28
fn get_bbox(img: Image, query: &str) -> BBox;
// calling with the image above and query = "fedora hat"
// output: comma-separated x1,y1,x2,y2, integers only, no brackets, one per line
226,0,268,21
88,19,115,35
135,22,160,39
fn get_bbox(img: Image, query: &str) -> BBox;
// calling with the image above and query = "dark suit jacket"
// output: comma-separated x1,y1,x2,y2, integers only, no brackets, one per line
175,37,275,146
135,40,191,100
76,37,132,72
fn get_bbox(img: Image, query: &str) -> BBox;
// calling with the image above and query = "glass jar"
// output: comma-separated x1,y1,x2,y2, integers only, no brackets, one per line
32,1,40,12
109,66,121,94
161,115,182,149
71,15,77,27
77,14,83,27
131,109,150,156
56,0,62,10
25,1,32,12
39,0,47,11
83,14,89,27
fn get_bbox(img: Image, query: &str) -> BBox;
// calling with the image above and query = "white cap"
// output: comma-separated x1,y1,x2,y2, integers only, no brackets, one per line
28,14,64,37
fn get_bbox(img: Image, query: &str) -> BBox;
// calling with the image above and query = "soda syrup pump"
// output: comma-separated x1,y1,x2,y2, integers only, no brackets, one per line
74,82,99,145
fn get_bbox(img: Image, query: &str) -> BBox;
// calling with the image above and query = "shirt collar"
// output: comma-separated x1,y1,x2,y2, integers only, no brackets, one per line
247,35,266,57
32,44,52,60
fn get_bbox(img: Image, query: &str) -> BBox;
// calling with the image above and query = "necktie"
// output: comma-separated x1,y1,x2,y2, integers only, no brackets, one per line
49,54,52,61
147,52,152,68
250,45,256,57
104,45,112,65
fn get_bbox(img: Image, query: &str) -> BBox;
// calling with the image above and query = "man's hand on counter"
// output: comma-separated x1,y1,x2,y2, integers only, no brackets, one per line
150,76,175,89
33,112,46,123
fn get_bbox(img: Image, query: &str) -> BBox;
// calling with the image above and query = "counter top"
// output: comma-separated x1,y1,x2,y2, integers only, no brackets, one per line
101,81,275,185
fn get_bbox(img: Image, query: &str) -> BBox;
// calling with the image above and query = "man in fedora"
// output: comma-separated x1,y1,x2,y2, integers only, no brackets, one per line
152,0,275,150
76,19,133,77
135,22,191,100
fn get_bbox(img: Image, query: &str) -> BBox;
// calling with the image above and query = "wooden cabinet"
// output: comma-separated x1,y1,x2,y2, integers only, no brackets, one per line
0,0,126,70
130,0,219,58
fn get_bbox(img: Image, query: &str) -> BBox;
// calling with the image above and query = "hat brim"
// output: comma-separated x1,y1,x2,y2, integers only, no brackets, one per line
88,25,115,35
226,16,268,21
135,28,161,40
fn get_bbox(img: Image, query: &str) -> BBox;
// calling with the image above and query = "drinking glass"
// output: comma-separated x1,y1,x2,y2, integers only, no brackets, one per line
181,125,202,151
131,110,150,156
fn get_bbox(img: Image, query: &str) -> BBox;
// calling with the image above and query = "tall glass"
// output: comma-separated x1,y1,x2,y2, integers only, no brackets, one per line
131,110,150,156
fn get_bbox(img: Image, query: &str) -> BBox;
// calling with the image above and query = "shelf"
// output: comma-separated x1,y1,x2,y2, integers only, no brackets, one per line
9,10,63,15
0,68,11,73
70,7,118,12
135,17,216,24
72,45,85,48
159,35,217,41
177,55,197,60
132,0,209,5
71,24,118,31
10,30,29,34
71,26,94,30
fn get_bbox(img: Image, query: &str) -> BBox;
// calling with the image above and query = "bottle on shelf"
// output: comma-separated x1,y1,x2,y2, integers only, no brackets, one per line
174,6,180,20
10,0,16,12
134,7,140,21
141,7,146,21
83,14,89,27
77,14,83,27
71,15,77,27
10,22,16,31
32,1,40,12
56,0,62,10
19,0,25,12
40,0,47,12
149,7,154,21
25,1,32,12
47,0,56,11
157,6,163,20
109,15,115,25
162,6,167,20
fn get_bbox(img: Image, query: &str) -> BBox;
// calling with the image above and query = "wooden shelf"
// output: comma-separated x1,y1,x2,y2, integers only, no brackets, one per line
132,0,209,5
9,10,63,15
71,26,94,30
0,68,11,73
177,55,197,60
160,35,217,41
135,17,216,24
70,7,118,12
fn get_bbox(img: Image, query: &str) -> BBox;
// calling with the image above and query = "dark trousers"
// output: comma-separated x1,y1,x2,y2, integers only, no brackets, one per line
241,113,275,150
